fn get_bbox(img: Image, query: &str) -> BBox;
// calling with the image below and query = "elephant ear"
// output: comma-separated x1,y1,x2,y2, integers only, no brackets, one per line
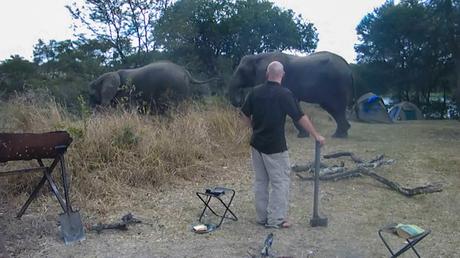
254,53,288,82
88,78,101,105
238,55,258,85
254,56,277,83
100,72,121,106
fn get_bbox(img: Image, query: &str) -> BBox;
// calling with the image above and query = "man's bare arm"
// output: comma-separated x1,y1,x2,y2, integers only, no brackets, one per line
241,113,252,128
297,115,325,145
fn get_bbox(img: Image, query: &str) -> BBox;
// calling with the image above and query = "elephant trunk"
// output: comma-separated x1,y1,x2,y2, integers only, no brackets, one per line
227,76,245,107
227,72,247,107
88,80,100,107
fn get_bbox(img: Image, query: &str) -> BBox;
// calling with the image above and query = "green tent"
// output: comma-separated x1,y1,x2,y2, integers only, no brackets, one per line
350,92,393,123
389,101,424,121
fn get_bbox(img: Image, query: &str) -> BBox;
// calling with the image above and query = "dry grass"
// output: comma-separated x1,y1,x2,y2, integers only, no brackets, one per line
0,93,249,214
2,95,460,257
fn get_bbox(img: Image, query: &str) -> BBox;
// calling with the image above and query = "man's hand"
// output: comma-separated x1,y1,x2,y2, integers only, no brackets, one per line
315,135,326,146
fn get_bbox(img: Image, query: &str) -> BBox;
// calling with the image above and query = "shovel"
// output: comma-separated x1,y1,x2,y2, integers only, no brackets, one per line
58,154,86,245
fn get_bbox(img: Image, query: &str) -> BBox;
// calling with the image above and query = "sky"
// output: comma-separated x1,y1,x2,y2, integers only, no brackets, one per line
0,0,386,63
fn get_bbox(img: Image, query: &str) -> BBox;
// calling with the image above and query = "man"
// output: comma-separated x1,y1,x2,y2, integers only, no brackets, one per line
241,61,325,228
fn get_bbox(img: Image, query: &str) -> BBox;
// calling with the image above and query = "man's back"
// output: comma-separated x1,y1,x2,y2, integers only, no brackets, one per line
241,81,303,154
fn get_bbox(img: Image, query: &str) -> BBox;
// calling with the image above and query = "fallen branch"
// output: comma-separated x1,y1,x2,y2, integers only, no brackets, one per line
291,162,328,173
358,168,443,197
296,169,362,181
296,152,443,196
323,152,364,163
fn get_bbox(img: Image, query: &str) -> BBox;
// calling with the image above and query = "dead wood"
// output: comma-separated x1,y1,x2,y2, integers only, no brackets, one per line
357,168,443,197
295,152,443,196
323,152,364,163
291,162,328,173
296,169,362,181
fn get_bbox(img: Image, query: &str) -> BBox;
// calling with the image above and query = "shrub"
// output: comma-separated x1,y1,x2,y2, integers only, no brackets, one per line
0,93,249,213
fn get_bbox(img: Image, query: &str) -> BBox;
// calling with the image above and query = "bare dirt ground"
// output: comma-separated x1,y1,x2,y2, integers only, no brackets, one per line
1,106,460,258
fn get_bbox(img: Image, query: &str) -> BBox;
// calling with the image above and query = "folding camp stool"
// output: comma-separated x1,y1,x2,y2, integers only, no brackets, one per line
378,224,431,258
196,186,238,228
0,131,75,218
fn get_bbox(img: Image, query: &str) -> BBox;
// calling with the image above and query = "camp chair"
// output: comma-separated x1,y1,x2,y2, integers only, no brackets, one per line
378,223,431,258
196,186,238,228
0,131,85,244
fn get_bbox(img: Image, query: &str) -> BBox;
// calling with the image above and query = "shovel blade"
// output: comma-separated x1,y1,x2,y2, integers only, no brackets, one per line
59,211,86,245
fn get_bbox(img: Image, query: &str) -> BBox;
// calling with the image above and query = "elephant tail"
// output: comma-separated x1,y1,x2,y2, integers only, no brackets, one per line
349,72,356,108
185,70,219,84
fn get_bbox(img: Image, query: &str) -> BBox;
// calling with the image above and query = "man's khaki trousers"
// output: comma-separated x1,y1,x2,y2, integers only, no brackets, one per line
251,147,291,226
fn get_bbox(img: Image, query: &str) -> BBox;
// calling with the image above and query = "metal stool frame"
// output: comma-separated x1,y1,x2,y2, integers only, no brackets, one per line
196,187,238,228
378,227,431,258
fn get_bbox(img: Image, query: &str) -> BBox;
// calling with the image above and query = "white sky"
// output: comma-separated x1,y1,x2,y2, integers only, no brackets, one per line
0,0,385,63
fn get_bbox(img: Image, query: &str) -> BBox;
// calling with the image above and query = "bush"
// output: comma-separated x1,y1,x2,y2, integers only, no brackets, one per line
0,92,249,213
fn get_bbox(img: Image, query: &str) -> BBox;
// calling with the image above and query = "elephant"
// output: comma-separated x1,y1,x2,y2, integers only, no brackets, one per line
228,51,354,138
89,61,214,111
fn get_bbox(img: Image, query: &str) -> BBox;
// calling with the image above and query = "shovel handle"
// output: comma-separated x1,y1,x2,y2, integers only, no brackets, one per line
313,140,321,218
59,153,72,213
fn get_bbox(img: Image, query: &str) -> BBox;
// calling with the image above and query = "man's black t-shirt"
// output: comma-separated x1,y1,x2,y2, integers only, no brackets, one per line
241,81,304,154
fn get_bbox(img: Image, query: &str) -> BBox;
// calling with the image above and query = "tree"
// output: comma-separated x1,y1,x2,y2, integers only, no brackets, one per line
426,0,460,104
154,0,318,71
33,38,111,77
222,0,318,60
355,1,441,103
0,55,38,95
66,0,170,64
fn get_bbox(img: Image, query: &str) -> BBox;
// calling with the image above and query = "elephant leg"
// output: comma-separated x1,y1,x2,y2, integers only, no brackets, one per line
333,112,350,138
293,99,309,138
293,120,309,138
321,104,350,138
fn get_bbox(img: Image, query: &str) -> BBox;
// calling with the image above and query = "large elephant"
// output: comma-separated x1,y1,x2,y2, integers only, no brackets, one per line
228,51,354,138
89,61,213,111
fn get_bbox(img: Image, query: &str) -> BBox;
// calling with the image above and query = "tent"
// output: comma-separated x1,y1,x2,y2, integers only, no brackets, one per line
389,101,423,121
350,92,393,123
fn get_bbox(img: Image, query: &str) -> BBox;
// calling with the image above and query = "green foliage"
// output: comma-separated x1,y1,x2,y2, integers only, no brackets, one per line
77,94,92,121
112,125,140,149
350,62,394,96
354,0,459,117
154,0,318,71
426,0,460,104
0,55,39,94
66,125,86,139
33,38,111,76
66,0,171,64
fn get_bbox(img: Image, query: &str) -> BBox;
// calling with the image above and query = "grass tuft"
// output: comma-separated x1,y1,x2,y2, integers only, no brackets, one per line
0,93,249,213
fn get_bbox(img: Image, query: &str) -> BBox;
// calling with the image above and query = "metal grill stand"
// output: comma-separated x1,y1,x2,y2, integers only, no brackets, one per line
0,132,85,244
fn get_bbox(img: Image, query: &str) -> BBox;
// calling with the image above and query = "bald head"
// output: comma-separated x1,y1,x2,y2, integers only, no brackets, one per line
266,61,285,84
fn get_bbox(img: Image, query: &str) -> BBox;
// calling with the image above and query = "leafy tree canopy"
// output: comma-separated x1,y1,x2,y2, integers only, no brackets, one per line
154,0,318,71
66,0,171,64
0,55,38,95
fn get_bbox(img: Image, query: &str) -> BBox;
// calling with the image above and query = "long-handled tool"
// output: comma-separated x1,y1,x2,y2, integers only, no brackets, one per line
310,141,328,227
57,152,86,244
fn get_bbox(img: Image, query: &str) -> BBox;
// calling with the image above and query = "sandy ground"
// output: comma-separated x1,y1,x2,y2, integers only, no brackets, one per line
1,113,460,257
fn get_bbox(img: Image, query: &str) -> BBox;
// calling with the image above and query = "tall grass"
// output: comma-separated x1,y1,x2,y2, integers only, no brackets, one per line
0,92,249,212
